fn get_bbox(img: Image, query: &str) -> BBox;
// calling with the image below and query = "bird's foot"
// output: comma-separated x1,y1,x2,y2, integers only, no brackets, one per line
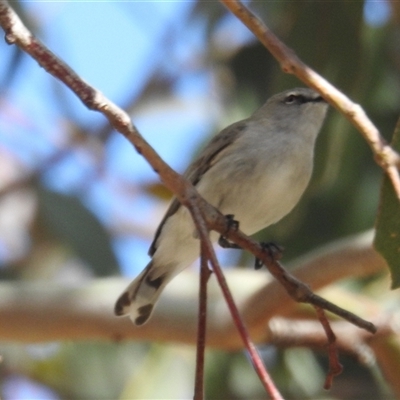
254,242,284,269
218,214,241,249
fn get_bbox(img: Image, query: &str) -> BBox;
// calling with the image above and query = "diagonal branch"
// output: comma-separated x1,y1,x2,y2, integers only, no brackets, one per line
220,0,400,199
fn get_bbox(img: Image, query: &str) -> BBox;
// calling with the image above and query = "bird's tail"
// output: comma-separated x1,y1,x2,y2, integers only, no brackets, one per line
114,261,171,325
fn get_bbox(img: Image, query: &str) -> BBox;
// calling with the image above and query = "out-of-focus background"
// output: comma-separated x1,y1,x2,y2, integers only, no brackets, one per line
0,1,399,399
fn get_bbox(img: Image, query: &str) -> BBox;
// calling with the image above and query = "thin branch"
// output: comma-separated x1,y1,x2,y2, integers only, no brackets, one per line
220,0,400,199
0,1,189,208
240,231,384,341
314,306,343,389
221,224,377,334
194,242,211,400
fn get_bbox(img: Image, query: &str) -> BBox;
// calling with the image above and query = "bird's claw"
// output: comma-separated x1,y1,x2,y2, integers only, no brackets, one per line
218,214,241,249
254,242,284,269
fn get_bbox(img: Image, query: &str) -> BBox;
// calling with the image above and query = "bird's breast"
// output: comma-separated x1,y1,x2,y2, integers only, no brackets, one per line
199,139,314,235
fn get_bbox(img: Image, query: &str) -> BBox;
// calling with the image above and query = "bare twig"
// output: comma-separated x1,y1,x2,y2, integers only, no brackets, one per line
0,1,192,209
314,306,343,389
220,0,400,199
221,223,377,334
194,242,212,400
241,231,384,341
268,318,375,361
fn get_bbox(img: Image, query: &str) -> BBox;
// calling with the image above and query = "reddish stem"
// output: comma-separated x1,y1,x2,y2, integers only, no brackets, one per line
314,306,343,389
194,244,211,400
210,257,284,400
189,206,284,400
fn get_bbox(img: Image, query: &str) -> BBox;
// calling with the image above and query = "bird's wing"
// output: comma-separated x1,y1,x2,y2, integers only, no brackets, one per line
148,120,248,256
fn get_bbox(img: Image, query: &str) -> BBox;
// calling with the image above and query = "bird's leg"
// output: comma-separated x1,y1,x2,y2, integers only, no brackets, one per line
218,214,241,249
254,242,284,269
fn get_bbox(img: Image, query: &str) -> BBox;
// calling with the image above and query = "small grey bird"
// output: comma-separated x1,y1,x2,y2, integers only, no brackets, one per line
115,87,328,325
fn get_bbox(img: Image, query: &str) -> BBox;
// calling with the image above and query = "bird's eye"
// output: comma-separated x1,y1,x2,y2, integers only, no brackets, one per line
284,94,307,105
284,94,297,104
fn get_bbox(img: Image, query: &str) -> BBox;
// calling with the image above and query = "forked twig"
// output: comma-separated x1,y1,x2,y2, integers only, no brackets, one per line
219,222,377,335
189,207,284,400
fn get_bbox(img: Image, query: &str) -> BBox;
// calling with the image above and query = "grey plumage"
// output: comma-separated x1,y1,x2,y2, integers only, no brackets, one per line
115,88,328,325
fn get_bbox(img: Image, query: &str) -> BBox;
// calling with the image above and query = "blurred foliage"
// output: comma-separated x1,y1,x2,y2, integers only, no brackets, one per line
375,118,400,288
0,0,400,399
36,186,119,277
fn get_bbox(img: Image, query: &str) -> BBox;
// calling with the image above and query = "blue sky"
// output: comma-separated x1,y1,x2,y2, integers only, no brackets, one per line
0,1,255,278
0,0,391,277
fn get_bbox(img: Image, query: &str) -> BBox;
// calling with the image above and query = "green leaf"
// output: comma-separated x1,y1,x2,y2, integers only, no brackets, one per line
38,187,119,276
374,118,400,288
